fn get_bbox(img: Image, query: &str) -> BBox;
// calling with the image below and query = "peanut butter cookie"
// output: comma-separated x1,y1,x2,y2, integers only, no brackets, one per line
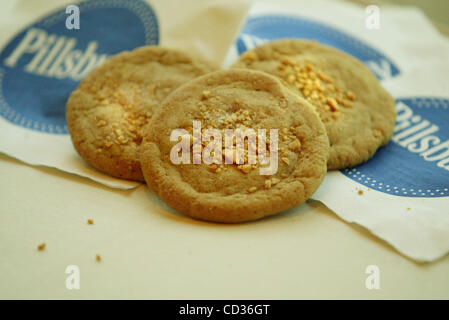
66,46,217,181
140,69,329,223
232,39,395,169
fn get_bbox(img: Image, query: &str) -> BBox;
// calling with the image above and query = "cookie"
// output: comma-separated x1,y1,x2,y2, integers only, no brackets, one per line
140,69,329,223
232,39,396,169
66,46,217,181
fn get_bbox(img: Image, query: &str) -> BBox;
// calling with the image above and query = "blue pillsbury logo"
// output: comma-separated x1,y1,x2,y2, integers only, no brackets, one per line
236,15,400,81
0,0,159,134
342,98,449,198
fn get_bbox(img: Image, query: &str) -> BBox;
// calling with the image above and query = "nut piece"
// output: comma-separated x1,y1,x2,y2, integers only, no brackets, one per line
276,59,355,118
96,120,107,127
327,97,339,112
264,179,272,189
208,164,218,173
239,164,252,174
248,186,257,193
288,139,301,152
202,90,211,100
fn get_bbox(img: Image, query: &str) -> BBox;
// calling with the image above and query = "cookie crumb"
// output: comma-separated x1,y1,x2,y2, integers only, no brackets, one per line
407,207,411,211
358,190,363,195
37,243,46,251
96,254,101,262
87,219,94,225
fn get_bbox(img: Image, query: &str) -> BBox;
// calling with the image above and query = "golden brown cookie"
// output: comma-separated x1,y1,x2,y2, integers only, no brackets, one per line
66,46,217,181
232,39,395,169
140,69,329,223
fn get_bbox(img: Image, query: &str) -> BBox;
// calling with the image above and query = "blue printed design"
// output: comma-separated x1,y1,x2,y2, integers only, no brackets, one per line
0,0,159,134
236,15,400,80
342,98,449,198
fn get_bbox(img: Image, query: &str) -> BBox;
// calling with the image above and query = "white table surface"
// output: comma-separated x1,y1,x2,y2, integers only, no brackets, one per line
1,153,448,299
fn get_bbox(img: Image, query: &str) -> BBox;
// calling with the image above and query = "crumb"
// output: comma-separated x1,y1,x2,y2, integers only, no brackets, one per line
87,219,94,225
37,243,46,251
407,207,411,211
358,190,363,195
96,254,101,262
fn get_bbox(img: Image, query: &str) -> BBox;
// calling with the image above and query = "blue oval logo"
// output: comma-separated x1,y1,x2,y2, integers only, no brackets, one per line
236,15,400,81
0,0,159,134
342,97,449,198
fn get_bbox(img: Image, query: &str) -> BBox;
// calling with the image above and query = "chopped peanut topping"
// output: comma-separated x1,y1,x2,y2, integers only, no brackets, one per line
239,164,252,174
96,120,107,127
147,83,156,94
277,58,356,121
243,51,258,62
208,164,218,173
93,81,155,149
181,90,303,178
202,90,211,100
288,139,301,152
264,177,281,189
264,179,272,189
346,91,355,101
327,97,339,112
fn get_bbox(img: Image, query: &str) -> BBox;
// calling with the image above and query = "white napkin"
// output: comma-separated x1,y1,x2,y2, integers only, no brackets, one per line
0,0,250,189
